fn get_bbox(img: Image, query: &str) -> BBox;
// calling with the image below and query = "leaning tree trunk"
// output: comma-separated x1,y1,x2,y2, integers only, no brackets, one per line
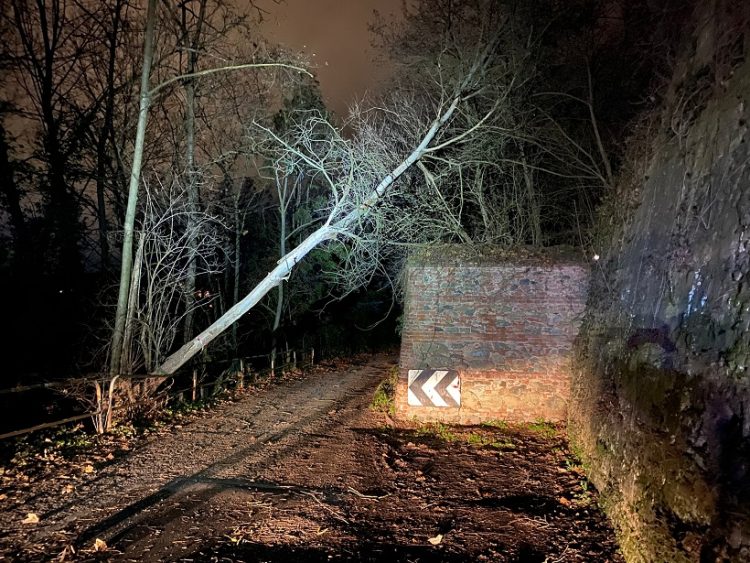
157,91,466,375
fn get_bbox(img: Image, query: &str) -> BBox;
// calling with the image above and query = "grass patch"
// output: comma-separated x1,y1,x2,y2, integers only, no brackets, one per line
371,367,398,416
465,431,516,450
481,419,509,430
527,420,558,439
416,422,458,442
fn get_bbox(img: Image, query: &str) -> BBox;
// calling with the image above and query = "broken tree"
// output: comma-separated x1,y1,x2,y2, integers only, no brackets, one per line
156,40,498,375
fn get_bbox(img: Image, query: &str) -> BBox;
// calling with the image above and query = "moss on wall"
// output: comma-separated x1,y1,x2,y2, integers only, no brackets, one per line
570,2,750,561
407,244,584,268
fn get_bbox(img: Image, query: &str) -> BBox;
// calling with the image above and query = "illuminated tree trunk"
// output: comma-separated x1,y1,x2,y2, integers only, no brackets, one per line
110,0,157,376
157,92,464,375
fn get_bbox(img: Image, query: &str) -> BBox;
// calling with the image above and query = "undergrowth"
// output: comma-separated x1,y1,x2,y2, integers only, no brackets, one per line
370,366,398,416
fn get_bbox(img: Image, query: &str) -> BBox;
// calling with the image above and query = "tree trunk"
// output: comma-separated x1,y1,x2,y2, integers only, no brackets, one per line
0,124,27,257
181,0,207,342
270,198,286,370
232,193,242,352
121,232,144,374
94,0,125,272
110,0,157,376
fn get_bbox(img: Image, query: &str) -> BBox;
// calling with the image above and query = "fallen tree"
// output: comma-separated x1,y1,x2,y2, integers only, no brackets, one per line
156,40,498,375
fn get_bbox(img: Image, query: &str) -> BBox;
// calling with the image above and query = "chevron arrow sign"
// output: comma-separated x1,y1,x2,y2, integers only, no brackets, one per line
407,369,461,407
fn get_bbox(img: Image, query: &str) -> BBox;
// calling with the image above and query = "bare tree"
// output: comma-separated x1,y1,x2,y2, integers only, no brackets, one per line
371,0,614,247
177,0,206,341
0,122,27,258
157,40,500,374
88,0,130,271
123,179,224,373
4,0,112,277
108,0,312,375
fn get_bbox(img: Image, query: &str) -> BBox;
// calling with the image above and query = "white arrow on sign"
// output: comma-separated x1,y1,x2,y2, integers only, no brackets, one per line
407,369,461,407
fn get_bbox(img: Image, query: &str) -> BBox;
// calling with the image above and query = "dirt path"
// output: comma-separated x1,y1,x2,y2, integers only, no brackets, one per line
0,354,622,562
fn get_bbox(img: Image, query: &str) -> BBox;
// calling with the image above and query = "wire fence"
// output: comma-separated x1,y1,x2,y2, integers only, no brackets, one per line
0,346,319,442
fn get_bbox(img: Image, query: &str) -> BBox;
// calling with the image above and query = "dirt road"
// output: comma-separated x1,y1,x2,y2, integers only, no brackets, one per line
0,354,621,562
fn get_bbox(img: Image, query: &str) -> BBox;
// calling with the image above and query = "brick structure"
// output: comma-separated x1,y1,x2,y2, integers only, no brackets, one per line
396,246,589,424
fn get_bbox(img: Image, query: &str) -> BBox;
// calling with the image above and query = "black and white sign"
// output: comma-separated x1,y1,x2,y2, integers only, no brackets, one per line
407,369,460,407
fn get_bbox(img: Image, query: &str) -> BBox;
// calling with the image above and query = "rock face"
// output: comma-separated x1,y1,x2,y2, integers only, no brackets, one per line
570,3,750,561
396,246,589,423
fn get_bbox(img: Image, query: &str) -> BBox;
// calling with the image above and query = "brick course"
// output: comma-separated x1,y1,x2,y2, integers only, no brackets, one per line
396,247,589,423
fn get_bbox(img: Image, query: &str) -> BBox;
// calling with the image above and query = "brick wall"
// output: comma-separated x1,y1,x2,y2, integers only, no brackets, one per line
396,247,589,423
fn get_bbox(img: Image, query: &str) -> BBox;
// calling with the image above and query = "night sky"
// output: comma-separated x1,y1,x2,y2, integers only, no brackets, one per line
256,0,403,119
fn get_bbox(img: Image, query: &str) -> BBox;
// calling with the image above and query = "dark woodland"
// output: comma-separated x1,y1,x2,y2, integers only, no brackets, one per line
0,0,748,561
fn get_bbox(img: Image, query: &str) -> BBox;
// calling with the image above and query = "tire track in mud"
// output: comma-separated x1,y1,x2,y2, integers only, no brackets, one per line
3,355,394,561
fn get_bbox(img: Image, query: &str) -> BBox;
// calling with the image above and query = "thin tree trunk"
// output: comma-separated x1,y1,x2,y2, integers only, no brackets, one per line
0,124,27,255
270,200,286,368
110,0,157,376
182,79,198,339
182,0,207,341
94,0,124,272
232,193,242,351
121,231,144,374
520,155,542,246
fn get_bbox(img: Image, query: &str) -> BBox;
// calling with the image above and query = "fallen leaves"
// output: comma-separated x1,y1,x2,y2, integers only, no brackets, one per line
428,533,444,545
57,544,75,561
22,512,39,524
93,538,107,551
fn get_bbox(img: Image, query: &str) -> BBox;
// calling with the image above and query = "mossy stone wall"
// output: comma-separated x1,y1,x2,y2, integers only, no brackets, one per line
570,3,750,560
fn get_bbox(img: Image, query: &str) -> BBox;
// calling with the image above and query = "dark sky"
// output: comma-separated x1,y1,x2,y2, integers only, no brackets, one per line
255,0,403,119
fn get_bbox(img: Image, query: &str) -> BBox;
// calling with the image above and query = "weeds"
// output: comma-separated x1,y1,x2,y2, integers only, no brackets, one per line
565,457,587,475
164,396,218,418
466,432,488,446
491,439,517,450
417,422,458,442
371,368,397,416
527,420,558,439
465,432,516,450
413,425,517,450
573,479,594,507
481,419,509,430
